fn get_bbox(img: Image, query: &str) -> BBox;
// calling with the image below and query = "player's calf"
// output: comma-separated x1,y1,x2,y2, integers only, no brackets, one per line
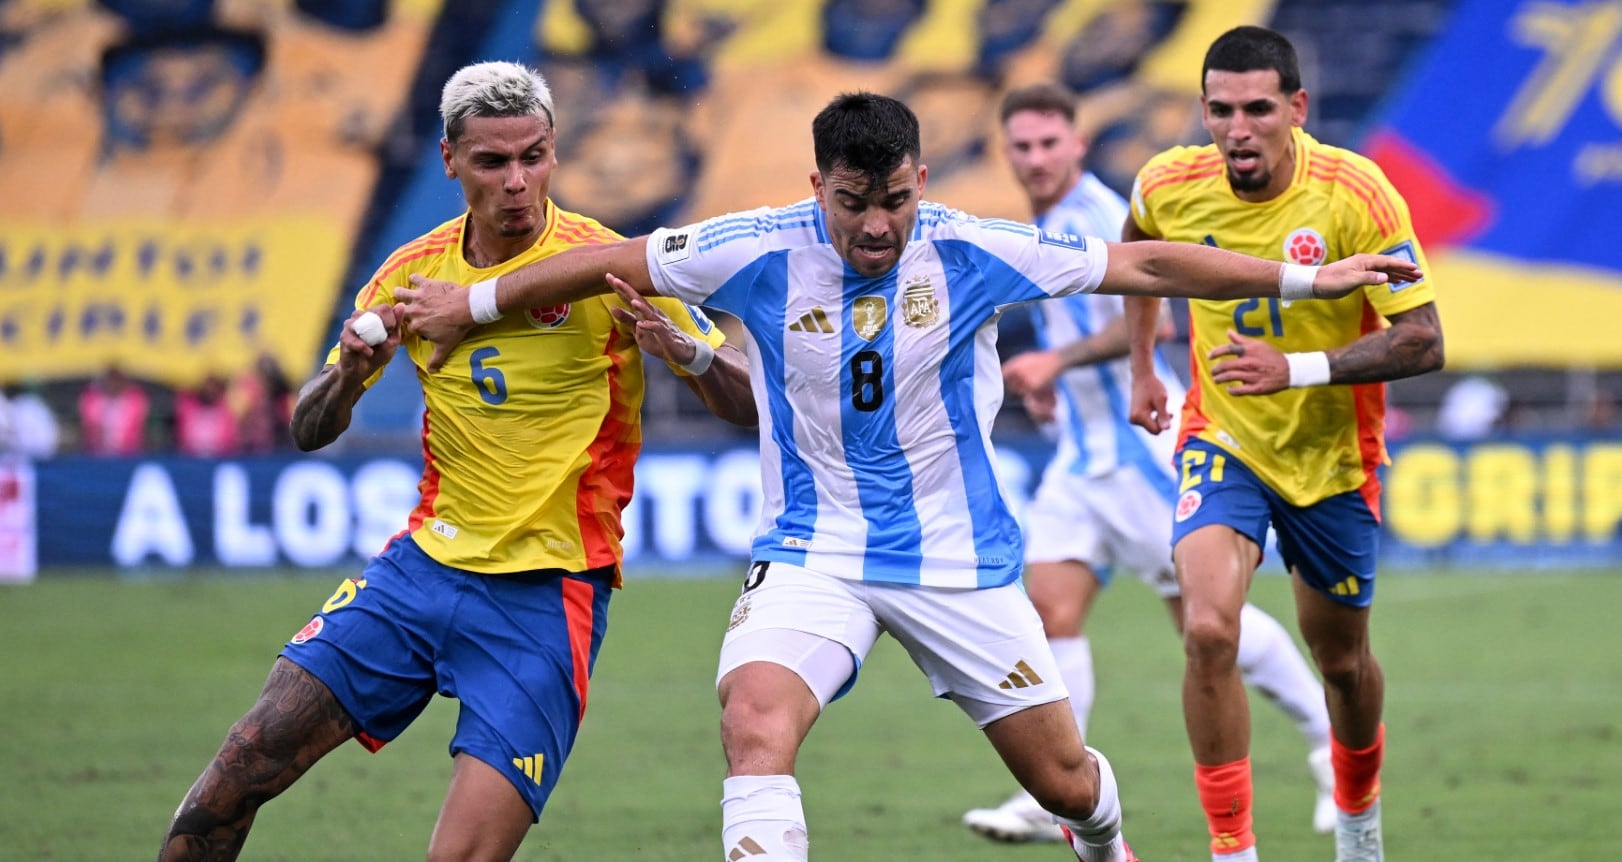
158,660,355,862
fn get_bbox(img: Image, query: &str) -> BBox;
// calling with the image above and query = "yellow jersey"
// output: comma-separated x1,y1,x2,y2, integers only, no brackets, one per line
326,205,727,584
1129,127,1437,511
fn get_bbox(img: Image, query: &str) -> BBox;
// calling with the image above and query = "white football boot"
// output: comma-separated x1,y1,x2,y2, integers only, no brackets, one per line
1309,745,1337,834
962,789,1066,843
1334,799,1384,862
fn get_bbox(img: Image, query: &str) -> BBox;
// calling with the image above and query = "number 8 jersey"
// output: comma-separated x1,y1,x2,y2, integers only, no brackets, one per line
1130,127,1438,511
646,199,1111,589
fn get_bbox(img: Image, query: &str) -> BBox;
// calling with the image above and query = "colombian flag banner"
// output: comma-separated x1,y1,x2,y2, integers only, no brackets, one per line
1364,0,1622,368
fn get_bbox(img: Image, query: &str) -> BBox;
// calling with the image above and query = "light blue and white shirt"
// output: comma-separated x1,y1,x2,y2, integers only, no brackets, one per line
1033,172,1183,500
645,198,1110,589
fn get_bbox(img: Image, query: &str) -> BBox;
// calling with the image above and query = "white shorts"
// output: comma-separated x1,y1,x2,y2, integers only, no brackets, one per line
716,561,1068,728
1022,462,1180,598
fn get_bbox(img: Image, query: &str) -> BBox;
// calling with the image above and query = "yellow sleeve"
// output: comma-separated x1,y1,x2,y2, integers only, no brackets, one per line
1346,158,1438,319
1128,170,1161,238
1129,146,1197,239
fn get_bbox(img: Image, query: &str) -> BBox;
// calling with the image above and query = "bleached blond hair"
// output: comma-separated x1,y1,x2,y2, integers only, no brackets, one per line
440,61,554,142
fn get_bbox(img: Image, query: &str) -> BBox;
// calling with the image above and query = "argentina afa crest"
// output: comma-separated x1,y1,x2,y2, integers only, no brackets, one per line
902,275,939,328
852,295,888,341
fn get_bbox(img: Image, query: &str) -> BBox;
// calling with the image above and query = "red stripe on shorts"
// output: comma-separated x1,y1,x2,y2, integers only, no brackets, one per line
561,577,597,721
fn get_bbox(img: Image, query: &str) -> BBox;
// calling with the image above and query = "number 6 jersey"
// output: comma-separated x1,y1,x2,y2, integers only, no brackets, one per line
646,198,1110,589
327,206,725,583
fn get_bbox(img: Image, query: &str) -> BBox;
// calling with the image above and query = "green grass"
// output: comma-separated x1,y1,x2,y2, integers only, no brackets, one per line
3,570,1620,860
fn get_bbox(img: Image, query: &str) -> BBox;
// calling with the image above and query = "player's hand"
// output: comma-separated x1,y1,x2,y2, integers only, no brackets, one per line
605,273,700,367
1002,350,1063,396
1021,385,1058,424
1311,253,1423,299
1129,368,1171,434
336,305,404,379
398,274,476,373
1208,329,1288,395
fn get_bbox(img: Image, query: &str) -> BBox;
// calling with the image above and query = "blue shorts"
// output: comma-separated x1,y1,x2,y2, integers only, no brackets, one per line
280,535,612,820
1170,439,1379,607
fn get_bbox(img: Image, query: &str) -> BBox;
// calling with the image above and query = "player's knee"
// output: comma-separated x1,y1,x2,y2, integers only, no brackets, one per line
426,829,524,862
1027,761,1101,822
1033,594,1083,636
1182,613,1241,668
1310,642,1374,691
719,695,799,763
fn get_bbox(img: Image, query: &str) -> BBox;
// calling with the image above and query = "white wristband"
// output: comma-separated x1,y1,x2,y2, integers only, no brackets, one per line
678,337,715,375
1285,351,1332,387
1278,263,1319,301
469,278,502,325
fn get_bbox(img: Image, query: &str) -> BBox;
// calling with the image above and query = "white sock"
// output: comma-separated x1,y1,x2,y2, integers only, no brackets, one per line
1049,635,1094,740
1214,846,1259,861
1237,603,1331,748
1059,746,1126,861
721,775,808,861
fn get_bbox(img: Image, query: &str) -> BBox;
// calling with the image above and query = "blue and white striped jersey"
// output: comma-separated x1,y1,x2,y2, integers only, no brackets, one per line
1032,172,1184,498
645,198,1110,588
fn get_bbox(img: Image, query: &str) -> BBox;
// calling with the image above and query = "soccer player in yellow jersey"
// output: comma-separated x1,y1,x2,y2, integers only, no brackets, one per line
157,62,754,862
1122,27,1444,862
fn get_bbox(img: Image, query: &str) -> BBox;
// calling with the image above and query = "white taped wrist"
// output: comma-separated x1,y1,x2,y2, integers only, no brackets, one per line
469,278,502,324
679,337,715,375
1278,263,1319,301
1286,351,1332,387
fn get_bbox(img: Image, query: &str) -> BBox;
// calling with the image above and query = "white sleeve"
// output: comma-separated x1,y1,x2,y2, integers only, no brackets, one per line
944,217,1111,306
645,200,823,307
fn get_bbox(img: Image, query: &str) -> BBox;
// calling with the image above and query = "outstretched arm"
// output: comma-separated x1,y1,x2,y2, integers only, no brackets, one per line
290,305,404,451
1099,240,1421,300
397,237,654,371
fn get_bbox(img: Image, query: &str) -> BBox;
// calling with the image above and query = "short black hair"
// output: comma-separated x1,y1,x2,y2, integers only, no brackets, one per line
999,82,1078,126
1202,25,1301,94
811,92,921,190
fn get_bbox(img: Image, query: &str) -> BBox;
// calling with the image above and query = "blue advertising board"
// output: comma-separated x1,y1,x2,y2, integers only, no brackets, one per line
16,435,1622,576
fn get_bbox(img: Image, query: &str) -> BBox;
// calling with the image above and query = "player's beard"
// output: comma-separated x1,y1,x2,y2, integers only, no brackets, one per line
1227,164,1271,193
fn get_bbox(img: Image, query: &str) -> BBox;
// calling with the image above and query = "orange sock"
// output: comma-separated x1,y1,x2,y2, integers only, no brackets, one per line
1331,724,1385,814
1194,757,1255,855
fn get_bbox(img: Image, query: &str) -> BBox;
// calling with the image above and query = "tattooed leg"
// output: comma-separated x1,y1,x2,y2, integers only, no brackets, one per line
158,658,357,862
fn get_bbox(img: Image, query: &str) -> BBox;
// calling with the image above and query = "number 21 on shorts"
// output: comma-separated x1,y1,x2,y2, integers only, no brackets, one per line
1179,448,1227,493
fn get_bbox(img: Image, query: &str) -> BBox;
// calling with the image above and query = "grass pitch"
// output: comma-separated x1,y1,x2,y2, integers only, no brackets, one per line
2,569,1619,860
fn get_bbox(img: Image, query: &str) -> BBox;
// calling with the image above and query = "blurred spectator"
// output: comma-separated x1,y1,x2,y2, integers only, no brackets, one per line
1384,403,1415,443
78,365,150,455
0,382,62,458
1436,374,1509,440
174,373,240,457
1578,387,1619,432
232,352,295,452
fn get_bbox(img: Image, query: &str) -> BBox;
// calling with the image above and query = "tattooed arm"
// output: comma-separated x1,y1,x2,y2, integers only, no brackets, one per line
290,366,366,451
1209,301,1445,396
1325,301,1445,384
290,305,404,451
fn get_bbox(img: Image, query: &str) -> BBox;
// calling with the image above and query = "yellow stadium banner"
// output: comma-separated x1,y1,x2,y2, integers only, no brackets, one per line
1431,250,1622,368
0,218,348,388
